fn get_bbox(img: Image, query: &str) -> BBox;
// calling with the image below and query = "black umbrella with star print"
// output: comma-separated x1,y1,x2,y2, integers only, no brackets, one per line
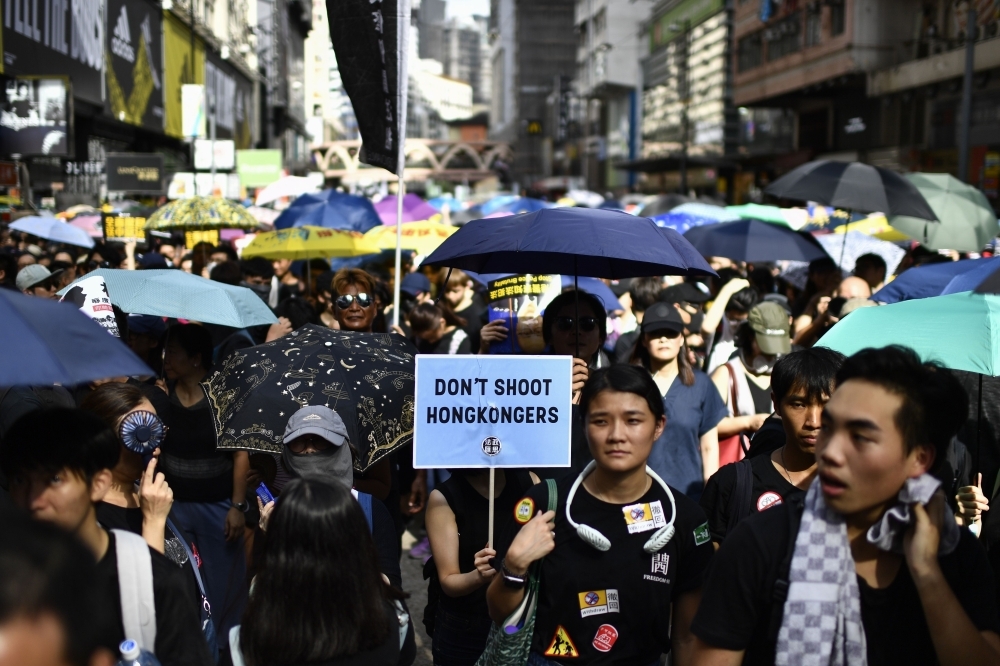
202,324,416,472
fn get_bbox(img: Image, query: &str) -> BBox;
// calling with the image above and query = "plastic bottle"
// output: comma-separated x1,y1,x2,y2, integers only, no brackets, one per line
116,640,162,666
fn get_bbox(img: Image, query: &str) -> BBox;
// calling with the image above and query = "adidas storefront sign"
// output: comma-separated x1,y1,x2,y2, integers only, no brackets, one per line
112,6,135,62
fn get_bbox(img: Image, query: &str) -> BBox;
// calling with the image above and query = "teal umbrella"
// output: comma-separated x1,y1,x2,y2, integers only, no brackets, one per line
817,291,1000,376
58,269,278,328
890,173,998,252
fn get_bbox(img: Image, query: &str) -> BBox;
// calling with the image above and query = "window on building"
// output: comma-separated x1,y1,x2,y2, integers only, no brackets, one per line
805,2,821,47
738,31,763,72
830,0,845,36
765,11,801,61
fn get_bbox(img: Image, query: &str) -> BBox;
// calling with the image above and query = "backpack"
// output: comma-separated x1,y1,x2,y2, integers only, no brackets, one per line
112,530,158,653
765,499,805,652
724,458,755,536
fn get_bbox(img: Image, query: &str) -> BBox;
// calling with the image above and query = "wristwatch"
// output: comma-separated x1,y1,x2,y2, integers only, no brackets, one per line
232,500,249,513
500,559,527,589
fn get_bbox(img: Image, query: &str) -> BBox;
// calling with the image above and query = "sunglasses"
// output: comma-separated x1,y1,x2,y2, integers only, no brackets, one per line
335,293,374,309
554,316,598,333
647,328,682,339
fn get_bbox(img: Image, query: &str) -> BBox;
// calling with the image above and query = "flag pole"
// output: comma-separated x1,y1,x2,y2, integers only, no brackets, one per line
392,0,410,330
393,179,404,328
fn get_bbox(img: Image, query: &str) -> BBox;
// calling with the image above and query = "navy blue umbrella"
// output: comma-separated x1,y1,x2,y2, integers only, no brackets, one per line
0,290,154,386
683,219,829,263
465,271,623,313
873,257,1000,304
273,190,382,232
422,208,715,279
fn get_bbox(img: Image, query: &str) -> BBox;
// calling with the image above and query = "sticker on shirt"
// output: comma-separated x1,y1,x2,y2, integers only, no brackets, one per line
592,625,619,653
577,589,620,617
756,491,783,512
693,522,711,546
622,500,666,534
514,497,535,524
544,625,578,658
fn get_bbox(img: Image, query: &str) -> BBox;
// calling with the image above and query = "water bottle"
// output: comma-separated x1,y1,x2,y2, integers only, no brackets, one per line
116,640,162,666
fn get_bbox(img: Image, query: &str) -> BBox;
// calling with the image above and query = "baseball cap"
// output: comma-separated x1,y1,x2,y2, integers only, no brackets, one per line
641,301,686,335
138,252,168,269
16,264,63,291
401,272,431,297
609,279,633,297
747,301,791,355
127,314,167,338
659,281,711,305
283,405,349,447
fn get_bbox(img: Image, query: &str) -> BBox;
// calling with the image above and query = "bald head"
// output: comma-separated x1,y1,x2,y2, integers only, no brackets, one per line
837,276,872,300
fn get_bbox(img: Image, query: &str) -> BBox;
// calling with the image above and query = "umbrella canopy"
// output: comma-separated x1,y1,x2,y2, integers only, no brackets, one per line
683,219,829,262
57,268,278,328
818,291,1000,376
68,214,104,238
598,199,624,210
204,325,416,472
637,194,691,217
474,195,520,216
364,220,456,255
565,190,605,208
871,257,1000,304
10,216,96,248
422,207,715,279
245,206,281,226
653,203,739,234
0,289,153,386
832,214,911,242
890,173,999,252
242,226,381,261
765,160,938,220
942,258,1000,295
726,203,806,229
427,194,465,211
560,276,623,312
813,231,905,275
146,197,258,232
273,190,382,232
374,194,439,225
254,176,320,206
491,197,555,215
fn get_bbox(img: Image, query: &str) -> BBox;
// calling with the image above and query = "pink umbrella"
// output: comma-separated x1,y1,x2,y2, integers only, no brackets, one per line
374,194,438,225
69,214,103,238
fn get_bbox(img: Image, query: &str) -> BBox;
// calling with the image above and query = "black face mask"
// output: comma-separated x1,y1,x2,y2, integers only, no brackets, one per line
241,281,271,302
281,443,353,489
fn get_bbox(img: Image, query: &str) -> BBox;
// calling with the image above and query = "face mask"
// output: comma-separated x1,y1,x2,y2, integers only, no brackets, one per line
746,352,776,375
241,281,271,302
727,318,745,331
119,411,168,456
282,442,353,489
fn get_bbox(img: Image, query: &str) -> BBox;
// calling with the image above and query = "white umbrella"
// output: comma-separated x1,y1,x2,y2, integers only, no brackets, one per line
565,189,605,208
254,176,320,206
245,206,281,226
10,216,95,249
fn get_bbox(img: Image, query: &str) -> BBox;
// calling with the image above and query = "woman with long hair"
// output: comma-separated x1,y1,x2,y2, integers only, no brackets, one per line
486,365,714,665
238,478,415,666
409,301,470,355
632,302,727,500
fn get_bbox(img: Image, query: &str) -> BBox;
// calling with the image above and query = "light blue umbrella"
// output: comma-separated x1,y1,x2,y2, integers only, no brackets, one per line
10,216,95,249
58,269,278,328
427,194,464,212
652,203,738,234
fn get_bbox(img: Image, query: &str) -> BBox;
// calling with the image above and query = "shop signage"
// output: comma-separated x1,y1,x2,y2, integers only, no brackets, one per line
103,211,148,243
0,77,69,156
236,149,282,187
194,139,235,170
104,0,164,131
105,153,164,192
205,51,254,148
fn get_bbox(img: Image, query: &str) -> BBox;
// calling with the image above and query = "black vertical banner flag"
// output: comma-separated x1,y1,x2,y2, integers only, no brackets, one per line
327,0,411,175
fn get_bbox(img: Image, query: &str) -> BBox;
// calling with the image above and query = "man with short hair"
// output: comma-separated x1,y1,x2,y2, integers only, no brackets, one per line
0,409,214,666
691,346,1000,666
16,264,62,299
855,252,888,292
700,347,845,546
793,276,873,347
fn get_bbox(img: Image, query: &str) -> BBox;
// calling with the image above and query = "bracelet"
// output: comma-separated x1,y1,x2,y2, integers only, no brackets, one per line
500,558,527,589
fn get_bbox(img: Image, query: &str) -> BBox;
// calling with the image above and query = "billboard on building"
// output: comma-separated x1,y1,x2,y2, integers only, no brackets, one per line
0,77,69,156
236,149,282,187
105,153,164,193
163,12,205,139
205,50,254,149
105,0,164,131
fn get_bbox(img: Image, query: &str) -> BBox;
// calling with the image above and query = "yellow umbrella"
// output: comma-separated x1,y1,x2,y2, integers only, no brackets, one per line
146,196,258,231
834,214,911,242
365,220,457,255
242,226,381,260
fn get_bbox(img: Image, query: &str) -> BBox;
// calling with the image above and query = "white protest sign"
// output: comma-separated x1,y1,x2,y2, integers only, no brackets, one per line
60,275,119,337
414,355,573,469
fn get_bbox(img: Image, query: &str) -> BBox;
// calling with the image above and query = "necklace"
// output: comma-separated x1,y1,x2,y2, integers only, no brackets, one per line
778,447,795,486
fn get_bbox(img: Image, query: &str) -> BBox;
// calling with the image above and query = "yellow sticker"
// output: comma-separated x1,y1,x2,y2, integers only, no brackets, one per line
577,589,620,617
622,500,666,534
544,625,578,658
514,497,535,524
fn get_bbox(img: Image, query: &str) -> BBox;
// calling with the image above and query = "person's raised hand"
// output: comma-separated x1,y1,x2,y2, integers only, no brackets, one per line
505,510,556,573
571,358,590,405
266,317,293,342
138,456,173,525
721,278,751,295
904,491,945,580
479,319,509,353
474,546,498,581
815,295,831,317
224,506,246,541
257,496,275,532
957,473,989,523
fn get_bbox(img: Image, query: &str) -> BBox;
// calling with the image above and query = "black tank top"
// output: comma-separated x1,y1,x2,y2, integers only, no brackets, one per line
436,470,535,616
747,377,772,414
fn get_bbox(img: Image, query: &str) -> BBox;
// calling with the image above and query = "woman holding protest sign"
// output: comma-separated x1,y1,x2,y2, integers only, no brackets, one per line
487,365,714,665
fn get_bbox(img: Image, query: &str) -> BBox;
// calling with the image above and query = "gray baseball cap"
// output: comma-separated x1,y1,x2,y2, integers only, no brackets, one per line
16,264,62,291
283,405,349,447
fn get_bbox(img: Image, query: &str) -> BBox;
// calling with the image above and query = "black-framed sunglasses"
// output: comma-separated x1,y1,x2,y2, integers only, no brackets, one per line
554,316,598,333
335,293,374,309
647,328,682,340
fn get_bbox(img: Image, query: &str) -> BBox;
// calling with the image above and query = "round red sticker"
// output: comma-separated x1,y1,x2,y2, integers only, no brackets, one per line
757,491,783,512
592,624,618,652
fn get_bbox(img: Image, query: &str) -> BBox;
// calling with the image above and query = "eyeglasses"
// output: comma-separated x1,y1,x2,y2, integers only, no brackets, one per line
554,316,598,333
648,328,682,340
335,293,374,309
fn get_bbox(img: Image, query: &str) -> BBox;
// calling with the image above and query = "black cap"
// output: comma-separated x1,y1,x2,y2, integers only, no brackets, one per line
658,281,711,305
610,278,633,297
641,302,686,335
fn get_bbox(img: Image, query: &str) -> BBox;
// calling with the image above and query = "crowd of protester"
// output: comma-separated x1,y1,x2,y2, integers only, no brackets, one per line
3,224,1000,666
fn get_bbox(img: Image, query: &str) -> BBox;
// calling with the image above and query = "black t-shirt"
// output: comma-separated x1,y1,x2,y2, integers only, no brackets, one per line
699,453,805,545
159,387,233,502
96,532,214,666
691,503,1000,666
494,476,714,664
416,327,470,355
455,295,487,352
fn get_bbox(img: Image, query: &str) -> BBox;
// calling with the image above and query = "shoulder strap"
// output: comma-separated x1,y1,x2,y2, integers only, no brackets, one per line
357,491,375,533
726,361,739,415
545,478,558,512
767,499,805,647
112,529,158,652
725,459,755,535
165,518,210,603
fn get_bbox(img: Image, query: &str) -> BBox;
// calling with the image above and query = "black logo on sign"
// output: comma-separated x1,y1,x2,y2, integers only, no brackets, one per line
482,437,502,456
